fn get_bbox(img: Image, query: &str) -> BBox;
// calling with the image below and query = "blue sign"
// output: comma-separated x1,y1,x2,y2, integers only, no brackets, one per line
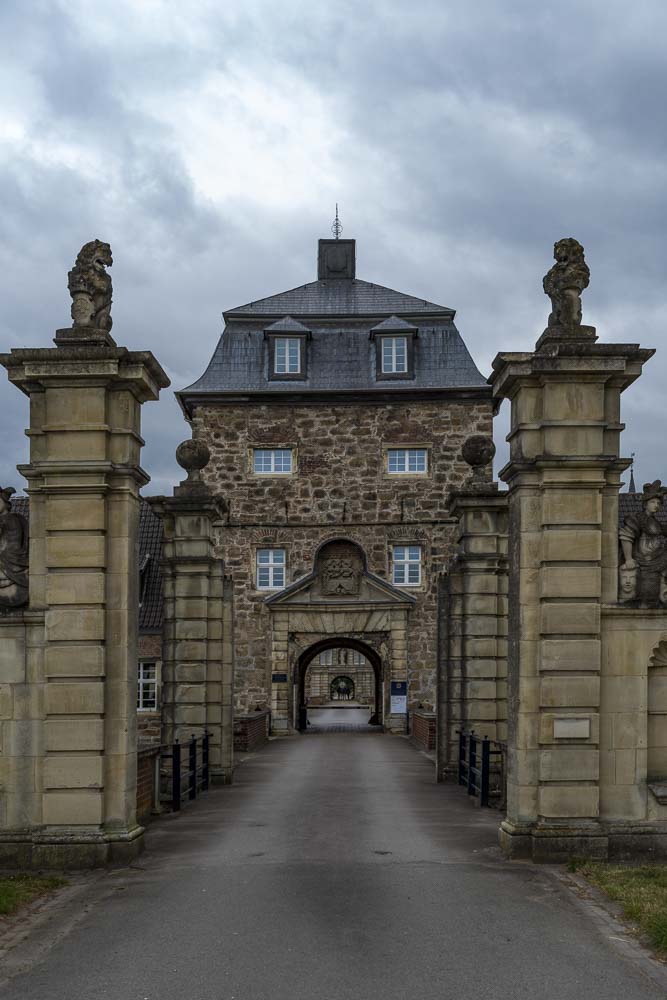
390,681,407,714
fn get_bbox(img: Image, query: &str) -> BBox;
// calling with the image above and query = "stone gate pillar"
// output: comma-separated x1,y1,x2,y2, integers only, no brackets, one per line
0,262,169,864
437,436,508,780
490,238,653,860
148,441,234,784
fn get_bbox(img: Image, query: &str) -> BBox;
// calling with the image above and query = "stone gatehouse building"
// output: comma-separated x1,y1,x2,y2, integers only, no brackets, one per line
5,230,667,867
176,236,492,732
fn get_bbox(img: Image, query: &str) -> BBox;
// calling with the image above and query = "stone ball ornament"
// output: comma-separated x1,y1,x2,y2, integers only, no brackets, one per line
462,435,496,469
176,439,211,474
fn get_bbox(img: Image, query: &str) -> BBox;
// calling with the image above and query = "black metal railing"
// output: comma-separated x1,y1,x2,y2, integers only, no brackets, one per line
161,732,210,812
457,730,506,808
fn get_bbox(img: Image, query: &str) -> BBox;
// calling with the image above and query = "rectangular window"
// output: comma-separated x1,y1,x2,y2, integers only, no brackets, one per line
350,650,366,666
318,649,334,665
257,548,286,590
387,448,428,474
274,337,301,374
137,662,158,711
382,336,408,374
253,449,293,474
392,546,422,587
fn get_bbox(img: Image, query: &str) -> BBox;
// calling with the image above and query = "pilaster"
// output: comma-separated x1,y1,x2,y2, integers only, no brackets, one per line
491,336,653,860
148,449,232,785
0,341,169,866
437,477,508,781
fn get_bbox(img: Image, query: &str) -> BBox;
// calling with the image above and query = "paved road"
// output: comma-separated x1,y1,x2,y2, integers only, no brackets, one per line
307,706,375,729
2,733,664,999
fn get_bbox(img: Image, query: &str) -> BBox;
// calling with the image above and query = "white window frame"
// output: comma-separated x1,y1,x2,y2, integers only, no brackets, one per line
392,545,422,587
387,448,428,475
137,661,159,711
381,336,408,374
318,649,334,665
253,449,293,475
256,548,286,590
350,649,366,666
274,337,301,375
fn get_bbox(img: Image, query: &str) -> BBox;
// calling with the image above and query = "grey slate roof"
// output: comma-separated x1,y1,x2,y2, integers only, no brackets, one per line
181,323,487,397
177,248,492,403
138,502,164,631
225,278,453,319
180,292,486,401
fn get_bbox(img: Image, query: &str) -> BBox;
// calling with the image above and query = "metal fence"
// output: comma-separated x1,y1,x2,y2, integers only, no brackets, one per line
457,730,506,809
161,732,210,812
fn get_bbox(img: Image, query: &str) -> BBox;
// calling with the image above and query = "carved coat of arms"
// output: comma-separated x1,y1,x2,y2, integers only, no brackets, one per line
321,557,360,596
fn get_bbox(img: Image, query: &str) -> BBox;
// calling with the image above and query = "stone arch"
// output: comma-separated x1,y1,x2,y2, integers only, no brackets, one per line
296,636,383,730
648,636,667,780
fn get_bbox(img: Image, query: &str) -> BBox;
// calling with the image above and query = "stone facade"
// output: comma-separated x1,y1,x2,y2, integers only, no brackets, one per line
191,399,492,722
305,649,375,706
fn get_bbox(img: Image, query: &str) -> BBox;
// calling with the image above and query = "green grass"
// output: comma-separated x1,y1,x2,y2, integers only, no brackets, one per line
572,861,667,956
0,874,67,916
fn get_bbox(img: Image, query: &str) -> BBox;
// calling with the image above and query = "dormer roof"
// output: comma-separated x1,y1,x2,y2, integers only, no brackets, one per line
370,315,418,335
263,316,311,335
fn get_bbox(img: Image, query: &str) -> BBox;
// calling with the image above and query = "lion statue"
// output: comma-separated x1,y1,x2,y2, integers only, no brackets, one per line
67,240,113,331
542,237,590,330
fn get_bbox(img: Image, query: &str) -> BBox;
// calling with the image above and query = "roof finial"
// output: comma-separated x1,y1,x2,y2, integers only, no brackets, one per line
629,452,637,493
331,203,342,240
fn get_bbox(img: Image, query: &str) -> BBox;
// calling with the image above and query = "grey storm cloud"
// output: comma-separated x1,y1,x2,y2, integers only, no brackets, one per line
1,0,665,495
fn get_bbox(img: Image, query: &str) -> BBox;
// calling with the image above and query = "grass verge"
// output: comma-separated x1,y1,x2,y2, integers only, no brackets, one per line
571,861,667,956
0,874,67,917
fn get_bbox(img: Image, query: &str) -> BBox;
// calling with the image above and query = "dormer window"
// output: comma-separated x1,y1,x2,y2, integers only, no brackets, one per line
370,315,417,380
382,336,408,374
275,337,301,375
265,316,311,381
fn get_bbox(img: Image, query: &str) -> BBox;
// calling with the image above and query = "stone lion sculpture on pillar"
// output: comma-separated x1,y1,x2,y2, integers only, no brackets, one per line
67,240,113,331
542,237,590,331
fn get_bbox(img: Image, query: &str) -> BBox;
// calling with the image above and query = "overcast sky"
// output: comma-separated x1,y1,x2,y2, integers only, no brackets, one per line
1,0,665,496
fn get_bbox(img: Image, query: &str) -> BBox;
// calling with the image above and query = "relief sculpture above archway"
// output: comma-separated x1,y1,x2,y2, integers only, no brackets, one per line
265,538,415,735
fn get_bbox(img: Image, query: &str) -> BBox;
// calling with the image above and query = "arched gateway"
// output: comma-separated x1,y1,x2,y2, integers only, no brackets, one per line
265,540,415,734
297,637,382,729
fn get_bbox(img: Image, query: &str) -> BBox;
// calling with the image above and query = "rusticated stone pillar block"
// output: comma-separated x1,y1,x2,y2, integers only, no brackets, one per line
149,454,233,785
437,477,508,782
0,341,169,867
491,331,652,861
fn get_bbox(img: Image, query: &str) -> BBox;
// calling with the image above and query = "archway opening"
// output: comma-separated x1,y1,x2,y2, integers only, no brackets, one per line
330,675,355,701
296,637,383,732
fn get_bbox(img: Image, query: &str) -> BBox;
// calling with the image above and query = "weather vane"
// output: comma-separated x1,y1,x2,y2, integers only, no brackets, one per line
331,204,342,240
629,451,637,493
